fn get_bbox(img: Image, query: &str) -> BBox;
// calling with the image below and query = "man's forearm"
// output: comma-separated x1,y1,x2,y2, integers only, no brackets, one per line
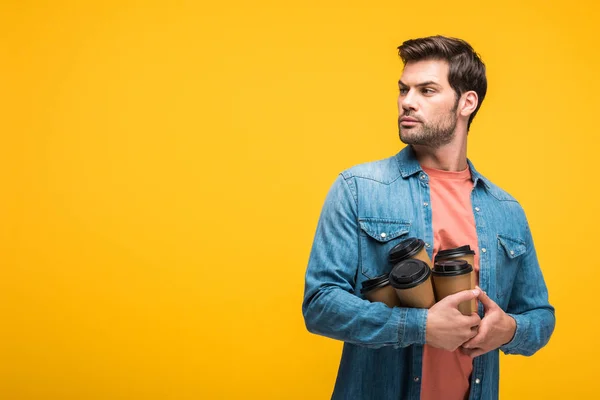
303,285,427,348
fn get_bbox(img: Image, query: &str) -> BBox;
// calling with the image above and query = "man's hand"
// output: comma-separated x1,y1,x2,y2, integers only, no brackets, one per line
426,289,481,351
460,287,516,358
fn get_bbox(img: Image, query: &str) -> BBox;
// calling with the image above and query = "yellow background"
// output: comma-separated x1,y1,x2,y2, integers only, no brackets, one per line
1,0,598,398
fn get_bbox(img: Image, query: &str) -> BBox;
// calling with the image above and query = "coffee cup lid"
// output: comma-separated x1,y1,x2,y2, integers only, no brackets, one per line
360,274,391,294
432,260,473,277
435,245,476,261
389,259,431,289
388,238,426,264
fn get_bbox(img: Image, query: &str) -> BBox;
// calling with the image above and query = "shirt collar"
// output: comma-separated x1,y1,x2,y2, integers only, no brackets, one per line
395,145,491,189
467,158,491,189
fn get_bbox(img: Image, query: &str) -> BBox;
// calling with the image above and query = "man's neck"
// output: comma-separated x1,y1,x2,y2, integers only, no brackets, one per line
411,140,468,172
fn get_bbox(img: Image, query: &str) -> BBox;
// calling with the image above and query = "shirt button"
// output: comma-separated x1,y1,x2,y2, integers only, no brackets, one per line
510,250,515,255
380,232,386,238
414,376,420,382
420,174,426,180
475,378,481,384
475,207,480,212
481,248,487,253
423,202,429,207
425,243,431,248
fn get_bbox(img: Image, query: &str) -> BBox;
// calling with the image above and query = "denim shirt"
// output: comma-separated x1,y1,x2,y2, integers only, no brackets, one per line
302,146,555,400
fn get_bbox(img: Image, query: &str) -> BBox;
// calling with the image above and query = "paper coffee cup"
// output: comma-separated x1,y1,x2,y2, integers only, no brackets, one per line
435,245,477,313
388,259,435,308
388,238,432,268
435,245,475,266
360,275,402,307
432,260,475,315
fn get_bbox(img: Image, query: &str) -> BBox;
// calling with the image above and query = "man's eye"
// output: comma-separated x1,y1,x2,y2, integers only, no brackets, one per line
399,88,408,95
422,88,435,94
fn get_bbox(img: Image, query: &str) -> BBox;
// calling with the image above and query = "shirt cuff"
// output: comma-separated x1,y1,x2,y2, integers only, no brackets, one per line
397,307,428,346
499,313,530,354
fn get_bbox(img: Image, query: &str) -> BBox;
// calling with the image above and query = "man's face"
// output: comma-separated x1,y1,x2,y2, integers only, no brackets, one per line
398,59,459,148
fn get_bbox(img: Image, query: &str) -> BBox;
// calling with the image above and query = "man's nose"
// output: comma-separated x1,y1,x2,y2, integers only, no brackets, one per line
400,91,417,113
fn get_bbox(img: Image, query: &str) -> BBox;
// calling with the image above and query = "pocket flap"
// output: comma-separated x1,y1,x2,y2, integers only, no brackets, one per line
358,218,411,242
497,234,526,258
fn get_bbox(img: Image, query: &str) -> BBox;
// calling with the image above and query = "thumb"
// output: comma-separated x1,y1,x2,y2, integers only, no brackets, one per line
441,288,480,308
475,286,496,310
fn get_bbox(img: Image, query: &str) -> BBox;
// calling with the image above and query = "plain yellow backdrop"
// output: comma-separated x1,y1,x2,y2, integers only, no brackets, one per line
1,0,598,398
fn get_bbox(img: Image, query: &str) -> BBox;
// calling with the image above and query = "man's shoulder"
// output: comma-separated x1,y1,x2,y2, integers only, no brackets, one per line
339,154,402,185
477,173,528,220
479,174,520,204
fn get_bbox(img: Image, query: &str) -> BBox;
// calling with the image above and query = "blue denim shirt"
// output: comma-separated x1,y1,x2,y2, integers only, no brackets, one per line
302,146,555,400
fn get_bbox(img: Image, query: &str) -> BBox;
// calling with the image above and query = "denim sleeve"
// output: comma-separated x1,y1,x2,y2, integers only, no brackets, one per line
302,174,427,348
500,219,556,356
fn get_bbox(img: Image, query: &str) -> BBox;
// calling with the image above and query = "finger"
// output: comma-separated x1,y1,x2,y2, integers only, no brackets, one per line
461,347,485,358
464,322,488,347
441,288,481,308
467,313,481,328
470,347,487,358
476,286,496,311
460,346,474,356
465,325,479,342
462,333,481,348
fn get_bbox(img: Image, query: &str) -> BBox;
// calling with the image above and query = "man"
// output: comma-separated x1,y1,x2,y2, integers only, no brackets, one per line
302,36,555,400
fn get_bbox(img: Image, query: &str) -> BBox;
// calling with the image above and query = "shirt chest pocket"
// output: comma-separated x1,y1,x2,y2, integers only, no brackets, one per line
496,234,527,300
358,218,411,279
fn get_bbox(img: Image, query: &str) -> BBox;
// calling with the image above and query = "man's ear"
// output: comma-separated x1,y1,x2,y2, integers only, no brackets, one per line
459,91,478,117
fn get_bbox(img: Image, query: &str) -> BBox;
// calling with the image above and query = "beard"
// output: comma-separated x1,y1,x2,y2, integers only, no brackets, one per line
398,104,458,149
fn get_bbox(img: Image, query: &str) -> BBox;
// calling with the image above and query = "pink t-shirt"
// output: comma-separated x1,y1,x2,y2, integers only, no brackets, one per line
420,165,480,400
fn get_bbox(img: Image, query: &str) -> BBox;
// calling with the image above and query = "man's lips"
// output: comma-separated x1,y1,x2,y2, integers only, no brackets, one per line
399,117,421,126
400,117,420,123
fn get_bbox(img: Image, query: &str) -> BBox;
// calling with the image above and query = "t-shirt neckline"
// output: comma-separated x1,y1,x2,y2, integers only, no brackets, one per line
421,165,471,180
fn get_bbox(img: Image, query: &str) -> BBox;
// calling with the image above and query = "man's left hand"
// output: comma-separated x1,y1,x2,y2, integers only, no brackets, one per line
460,287,516,358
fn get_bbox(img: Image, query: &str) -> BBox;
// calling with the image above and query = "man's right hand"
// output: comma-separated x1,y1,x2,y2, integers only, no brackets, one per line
425,289,481,351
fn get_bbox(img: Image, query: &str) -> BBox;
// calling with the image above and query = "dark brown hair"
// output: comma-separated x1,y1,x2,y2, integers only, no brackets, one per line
398,36,487,130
